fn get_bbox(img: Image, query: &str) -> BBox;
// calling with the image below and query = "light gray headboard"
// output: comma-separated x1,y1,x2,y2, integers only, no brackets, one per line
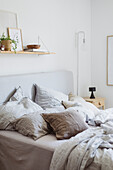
0,70,74,103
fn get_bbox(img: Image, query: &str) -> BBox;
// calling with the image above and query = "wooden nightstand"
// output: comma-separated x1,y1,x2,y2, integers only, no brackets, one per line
84,97,105,110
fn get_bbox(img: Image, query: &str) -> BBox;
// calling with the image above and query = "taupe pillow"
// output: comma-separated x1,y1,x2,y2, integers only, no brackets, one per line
12,112,47,140
42,110,88,140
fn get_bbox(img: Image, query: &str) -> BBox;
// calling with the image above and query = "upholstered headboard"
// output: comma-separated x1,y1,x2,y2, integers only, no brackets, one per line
0,70,74,103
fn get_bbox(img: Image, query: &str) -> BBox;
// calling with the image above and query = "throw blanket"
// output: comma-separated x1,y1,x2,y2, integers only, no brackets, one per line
50,109,113,170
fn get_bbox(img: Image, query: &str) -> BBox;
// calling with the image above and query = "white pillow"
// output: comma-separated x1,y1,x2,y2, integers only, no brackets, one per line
68,93,99,117
0,97,43,130
70,96,86,104
67,106,95,121
9,86,24,102
35,84,68,109
68,93,86,104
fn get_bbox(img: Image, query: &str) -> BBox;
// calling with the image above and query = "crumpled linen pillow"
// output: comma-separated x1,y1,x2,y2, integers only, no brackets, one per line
35,84,68,109
12,111,47,140
62,101,82,109
12,107,66,140
68,93,100,117
62,100,95,120
9,86,24,102
68,92,86,103
42,110,88,140
67,107,94,122
0,97,43,130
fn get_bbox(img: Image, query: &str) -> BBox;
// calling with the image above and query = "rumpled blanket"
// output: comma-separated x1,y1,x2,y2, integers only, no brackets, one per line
50,109,113,170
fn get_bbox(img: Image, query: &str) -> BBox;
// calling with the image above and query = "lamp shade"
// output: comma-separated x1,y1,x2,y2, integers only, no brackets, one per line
89,87,96,92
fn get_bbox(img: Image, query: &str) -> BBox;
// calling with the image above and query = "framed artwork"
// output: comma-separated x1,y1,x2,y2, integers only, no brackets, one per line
8,28,23,51
0,10,18,36
107,35,113,86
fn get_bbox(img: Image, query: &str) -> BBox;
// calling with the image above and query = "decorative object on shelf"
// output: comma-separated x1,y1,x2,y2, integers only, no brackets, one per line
24,48,49,53
1,45,5,51
0,32,17,52
89,87,96,99
24,36,50,53
8,27,23,51
27,44,40,49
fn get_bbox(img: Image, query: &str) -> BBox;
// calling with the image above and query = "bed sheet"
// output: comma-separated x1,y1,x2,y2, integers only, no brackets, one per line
0,130,67,170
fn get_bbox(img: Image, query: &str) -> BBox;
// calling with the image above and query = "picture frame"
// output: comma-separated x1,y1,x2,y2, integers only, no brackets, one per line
0,10,18,36
8,27,23,51
107,35,113,86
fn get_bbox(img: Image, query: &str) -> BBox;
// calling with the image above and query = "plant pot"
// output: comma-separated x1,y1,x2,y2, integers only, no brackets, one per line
1,40,12,51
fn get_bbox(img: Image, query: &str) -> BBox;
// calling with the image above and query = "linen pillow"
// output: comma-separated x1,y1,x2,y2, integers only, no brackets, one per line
0,97,43,130
42,110,88,140
9,86,24,102
12,112,47,140
35,84,68,109
66,107,94,122
68,92,86,104
62,101,82,109
62,100,95,120
68,93,99,117
75,101,99,117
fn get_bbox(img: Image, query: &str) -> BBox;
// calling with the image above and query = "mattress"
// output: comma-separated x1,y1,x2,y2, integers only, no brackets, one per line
0,130,67,170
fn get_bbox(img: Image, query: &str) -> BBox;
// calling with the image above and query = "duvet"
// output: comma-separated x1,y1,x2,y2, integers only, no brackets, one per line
50,108,113,170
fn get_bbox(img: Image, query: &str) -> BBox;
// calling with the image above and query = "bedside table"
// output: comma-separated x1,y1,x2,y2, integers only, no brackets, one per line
84,97,105,110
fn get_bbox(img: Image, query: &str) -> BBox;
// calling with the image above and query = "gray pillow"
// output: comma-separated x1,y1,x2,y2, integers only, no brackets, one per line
35,84,68,109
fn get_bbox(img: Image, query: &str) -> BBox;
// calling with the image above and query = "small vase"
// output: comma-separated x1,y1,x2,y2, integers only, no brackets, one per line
1,40,12,51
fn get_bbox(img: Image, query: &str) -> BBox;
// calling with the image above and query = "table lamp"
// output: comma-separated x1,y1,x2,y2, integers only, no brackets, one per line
89,87,96,99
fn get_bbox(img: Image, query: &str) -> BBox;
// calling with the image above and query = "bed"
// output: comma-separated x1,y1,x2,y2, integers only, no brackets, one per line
0,70,74,170
1,71,113,170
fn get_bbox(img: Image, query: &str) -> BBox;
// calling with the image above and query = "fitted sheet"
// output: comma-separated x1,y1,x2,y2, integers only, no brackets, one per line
0,130,67,170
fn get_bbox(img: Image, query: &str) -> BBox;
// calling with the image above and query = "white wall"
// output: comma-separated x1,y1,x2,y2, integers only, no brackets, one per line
0,0,91,96
91,0,113,108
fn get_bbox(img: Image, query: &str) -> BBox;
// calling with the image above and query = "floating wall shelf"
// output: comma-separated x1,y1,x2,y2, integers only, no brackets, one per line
0,51,56,55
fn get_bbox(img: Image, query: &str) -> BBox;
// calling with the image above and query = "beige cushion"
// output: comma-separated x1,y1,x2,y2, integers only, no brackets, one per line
62,101,82,108
12,112,47,140
42,110,88,140
68,92,86,103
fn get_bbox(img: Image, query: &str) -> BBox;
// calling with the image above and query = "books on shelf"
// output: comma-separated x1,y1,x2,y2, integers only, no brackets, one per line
24,48,49,53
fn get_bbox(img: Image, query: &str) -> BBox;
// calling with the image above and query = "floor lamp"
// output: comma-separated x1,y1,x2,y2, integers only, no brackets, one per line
76,31,85,96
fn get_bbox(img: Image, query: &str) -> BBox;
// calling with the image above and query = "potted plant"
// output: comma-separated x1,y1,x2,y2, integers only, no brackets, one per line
0,33,18,52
